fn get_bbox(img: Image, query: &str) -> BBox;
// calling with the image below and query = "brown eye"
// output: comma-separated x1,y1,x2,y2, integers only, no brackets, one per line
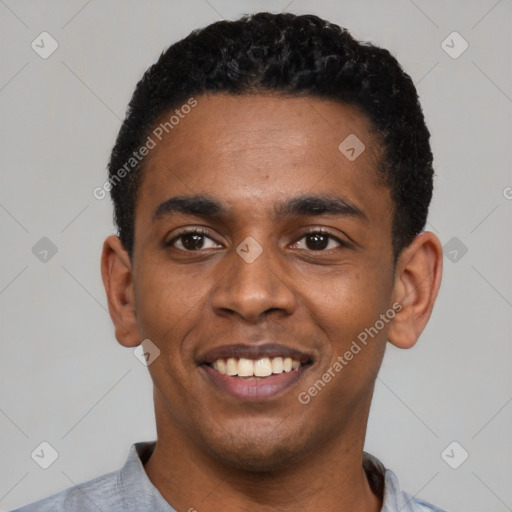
293,230,346,251
305,232,329,250
180,233,206,250
167,229,220,251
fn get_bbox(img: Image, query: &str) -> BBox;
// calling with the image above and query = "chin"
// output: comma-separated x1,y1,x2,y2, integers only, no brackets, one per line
200,423,313,473
215,441,301,472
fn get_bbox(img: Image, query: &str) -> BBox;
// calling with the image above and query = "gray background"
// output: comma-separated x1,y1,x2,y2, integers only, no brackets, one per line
1,0,511,510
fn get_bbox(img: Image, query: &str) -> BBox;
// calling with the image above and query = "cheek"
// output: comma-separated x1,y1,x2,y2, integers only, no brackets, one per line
133,265,207,405
310,265,392,355
133,260,210,346
302,271,391,415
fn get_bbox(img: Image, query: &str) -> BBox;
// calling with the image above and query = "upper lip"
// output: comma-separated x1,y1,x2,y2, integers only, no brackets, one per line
198,343,314,365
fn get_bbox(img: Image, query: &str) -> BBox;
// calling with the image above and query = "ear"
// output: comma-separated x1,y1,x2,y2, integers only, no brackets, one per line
101,235,140,347
387,231,443,349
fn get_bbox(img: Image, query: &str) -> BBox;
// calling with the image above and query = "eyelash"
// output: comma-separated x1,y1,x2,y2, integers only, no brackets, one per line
166,228,350,252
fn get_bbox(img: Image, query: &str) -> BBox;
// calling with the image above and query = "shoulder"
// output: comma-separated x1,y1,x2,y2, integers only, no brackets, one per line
9,469,121,512
362,451,448,512
10,441,159,512
383,467,448,512
398,491,449,512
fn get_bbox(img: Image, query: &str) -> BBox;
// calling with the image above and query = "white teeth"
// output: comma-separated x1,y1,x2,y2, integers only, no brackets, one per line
238,358,254,377
226,357,238,376
254,358,272,377
210,356,303,377
217,359,226,374
271,357,283,374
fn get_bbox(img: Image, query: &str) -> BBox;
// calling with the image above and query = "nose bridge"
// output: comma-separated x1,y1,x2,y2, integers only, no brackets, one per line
231,234,278,297
211,234,295,320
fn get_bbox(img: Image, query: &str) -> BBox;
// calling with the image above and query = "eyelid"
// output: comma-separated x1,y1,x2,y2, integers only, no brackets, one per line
293,228,351,250
165,227,220,248
166,226,351,251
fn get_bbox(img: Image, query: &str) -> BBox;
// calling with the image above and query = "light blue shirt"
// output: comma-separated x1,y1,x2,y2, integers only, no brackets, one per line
11,441,448,511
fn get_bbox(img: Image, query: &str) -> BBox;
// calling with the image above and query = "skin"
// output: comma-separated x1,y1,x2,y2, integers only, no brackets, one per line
101,93,443,512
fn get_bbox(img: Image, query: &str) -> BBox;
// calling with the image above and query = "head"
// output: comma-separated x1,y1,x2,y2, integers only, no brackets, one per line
108,12,434,262
101,12,442,471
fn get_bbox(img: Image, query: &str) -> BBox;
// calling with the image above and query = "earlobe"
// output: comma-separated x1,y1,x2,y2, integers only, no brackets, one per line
101,235,140,347
387,231,443,349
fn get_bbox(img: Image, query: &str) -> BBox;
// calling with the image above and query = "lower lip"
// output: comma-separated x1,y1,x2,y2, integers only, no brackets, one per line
201,364,310,402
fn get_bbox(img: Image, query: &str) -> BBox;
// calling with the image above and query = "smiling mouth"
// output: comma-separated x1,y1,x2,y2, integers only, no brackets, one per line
207,356,309,379
199,344,314,400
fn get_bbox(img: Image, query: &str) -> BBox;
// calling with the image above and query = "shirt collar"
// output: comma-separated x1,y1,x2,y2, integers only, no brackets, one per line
117,441,417,511
117,441,174,511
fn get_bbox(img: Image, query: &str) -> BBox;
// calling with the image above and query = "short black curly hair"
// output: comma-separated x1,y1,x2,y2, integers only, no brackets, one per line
107,11,433,261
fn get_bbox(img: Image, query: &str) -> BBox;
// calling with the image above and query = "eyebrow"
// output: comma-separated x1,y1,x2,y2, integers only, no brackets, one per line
153,194,367,222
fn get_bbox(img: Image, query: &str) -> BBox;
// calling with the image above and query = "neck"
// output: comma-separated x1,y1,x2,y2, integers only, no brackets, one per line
144,397,382,512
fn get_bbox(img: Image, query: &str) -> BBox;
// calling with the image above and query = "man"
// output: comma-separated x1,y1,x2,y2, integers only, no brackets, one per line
14,11,446,512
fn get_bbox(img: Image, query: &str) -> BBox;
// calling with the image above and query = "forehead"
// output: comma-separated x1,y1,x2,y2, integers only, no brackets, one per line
150,92,382,163
136,93,389,223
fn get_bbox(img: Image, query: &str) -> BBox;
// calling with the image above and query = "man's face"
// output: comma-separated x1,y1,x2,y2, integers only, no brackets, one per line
131,93,397,470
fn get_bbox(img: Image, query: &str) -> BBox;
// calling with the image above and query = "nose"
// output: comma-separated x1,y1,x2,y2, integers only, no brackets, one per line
210,238,297,323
